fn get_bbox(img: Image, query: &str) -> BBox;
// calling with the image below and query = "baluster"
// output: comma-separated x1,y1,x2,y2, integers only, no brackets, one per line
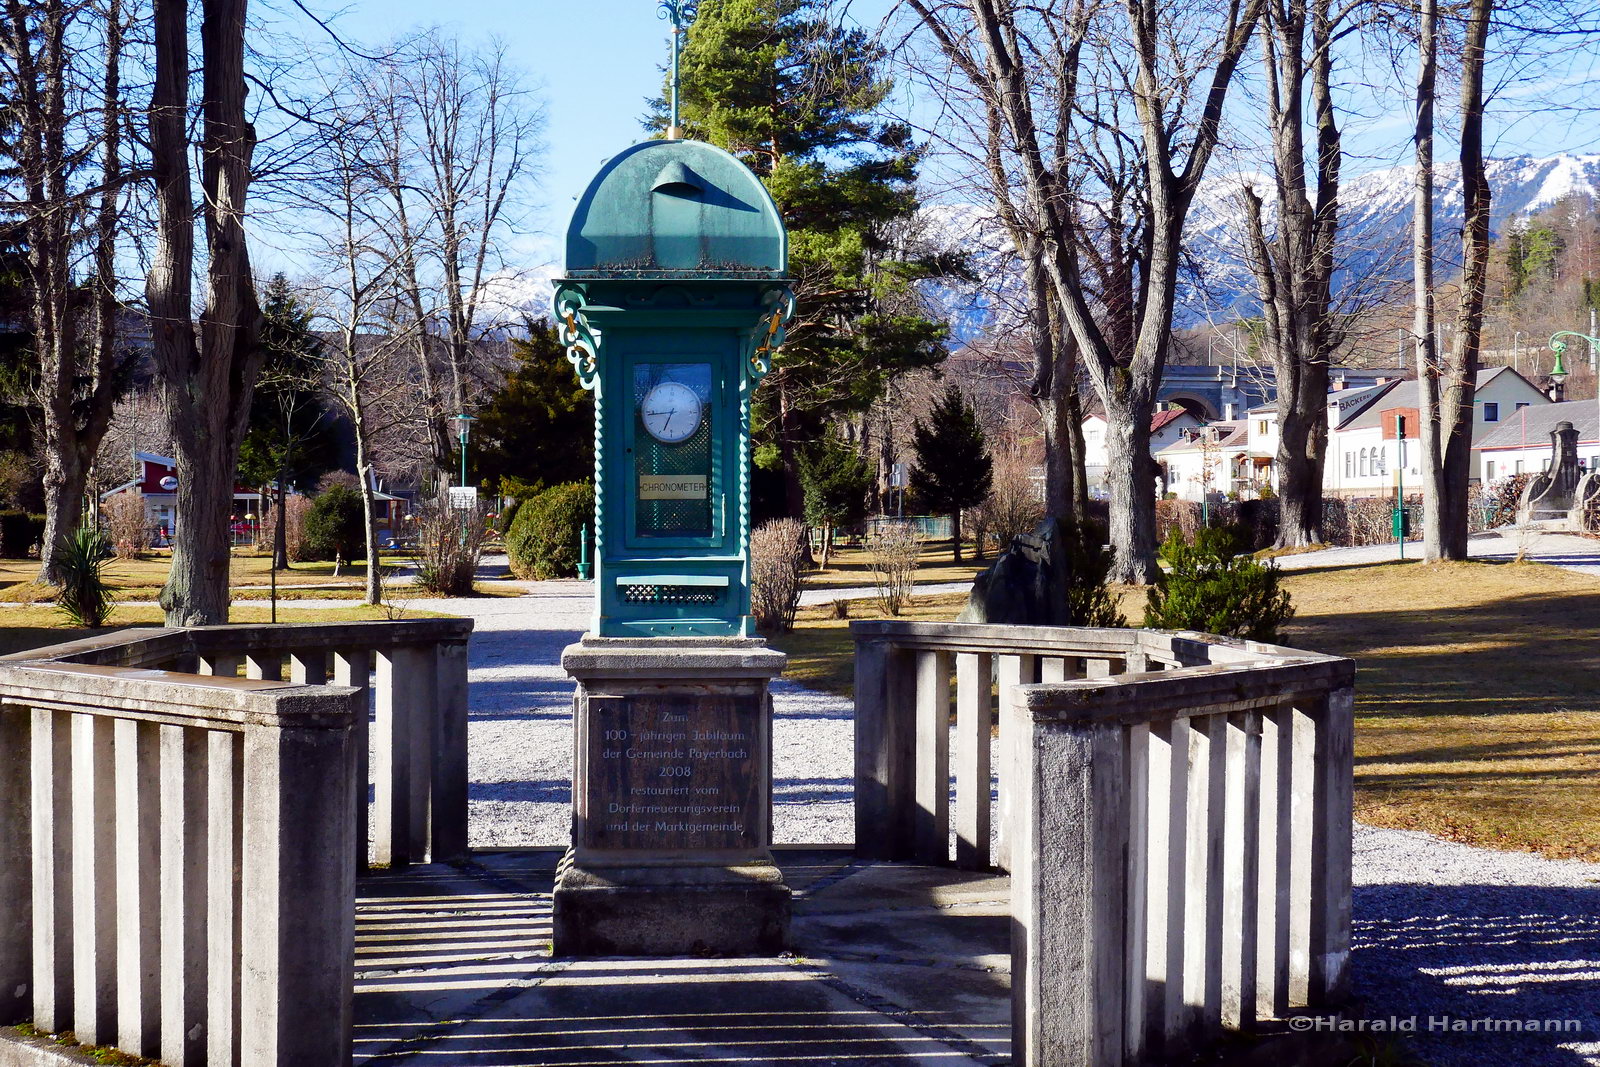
29,708,72,1032
406,646,438,863
333,649,373,871
953,652,992,869
114,720,160,1054
373,646,430,866
1219,711,1263,1031
1182,713,1228,1038
1256,703,1292,1022
994,653,1036,873
1287,702,1317,1007
71,713,116,1045
0,705,30,1027
245,652,282,682
1147,716,1190,1050
1308,687,1354,1004
912,650,951,863
207,731,242,1067
289,650,327,685
432,640,470,862
1123,722,1151,1060
197,653,243,678
159,725,208,1067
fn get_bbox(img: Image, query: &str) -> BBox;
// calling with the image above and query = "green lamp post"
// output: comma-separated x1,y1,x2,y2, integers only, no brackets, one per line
554,140,792,637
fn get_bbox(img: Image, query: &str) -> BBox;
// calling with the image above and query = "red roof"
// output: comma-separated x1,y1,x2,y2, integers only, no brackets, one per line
1150,408,1191,432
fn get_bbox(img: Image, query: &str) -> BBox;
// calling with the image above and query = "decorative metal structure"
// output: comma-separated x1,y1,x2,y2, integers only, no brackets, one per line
556,137,792,637
658,0,700,138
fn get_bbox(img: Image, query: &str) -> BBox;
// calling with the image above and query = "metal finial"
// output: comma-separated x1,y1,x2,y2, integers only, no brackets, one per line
658,0,700,138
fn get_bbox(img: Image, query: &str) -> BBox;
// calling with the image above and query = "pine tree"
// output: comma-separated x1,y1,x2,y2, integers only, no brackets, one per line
669,0,961,515
797,428,871,568
474,320,596,497
910,386,992,563
239,275,338,569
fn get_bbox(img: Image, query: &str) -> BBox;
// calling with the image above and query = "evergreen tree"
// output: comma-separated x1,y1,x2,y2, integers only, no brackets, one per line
669,0,962,514
797,428,871,568
910,385,992,563
239,275,338,568
475,320,596,497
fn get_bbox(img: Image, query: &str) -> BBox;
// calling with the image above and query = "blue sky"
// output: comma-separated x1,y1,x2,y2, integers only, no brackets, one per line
287,0,1599,276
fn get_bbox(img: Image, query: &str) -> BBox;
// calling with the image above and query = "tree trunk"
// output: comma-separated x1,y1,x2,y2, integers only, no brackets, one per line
1100,393,1160,583
39,452,85,581
150,0,263,625
1412,0,1444,561
1439,0,1493,560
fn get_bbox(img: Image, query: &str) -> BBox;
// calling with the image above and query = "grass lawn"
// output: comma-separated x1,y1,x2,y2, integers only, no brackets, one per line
771,558,1600,863
0,602,447,658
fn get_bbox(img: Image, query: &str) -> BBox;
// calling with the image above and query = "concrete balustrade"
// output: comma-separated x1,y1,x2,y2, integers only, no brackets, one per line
853,621,1355,1067
0,617,472,1067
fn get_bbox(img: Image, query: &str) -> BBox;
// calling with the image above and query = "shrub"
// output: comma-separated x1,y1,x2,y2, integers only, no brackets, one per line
102,491,150,559
303,485,367,566
495,497,522,536
56,524,115,628
506,482,594,580
750,517,808,633
1144,525,1294,642
414,492,491,595
866,521,922,617
258,493,314,563
0,511,46,558
1059,518,1126,627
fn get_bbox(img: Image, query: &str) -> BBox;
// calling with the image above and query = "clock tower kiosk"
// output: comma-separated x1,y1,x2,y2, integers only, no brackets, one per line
551,136,795,956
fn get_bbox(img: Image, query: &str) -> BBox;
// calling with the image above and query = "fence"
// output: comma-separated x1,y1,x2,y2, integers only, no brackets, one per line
0,617,471,1066
853,621,1354,1067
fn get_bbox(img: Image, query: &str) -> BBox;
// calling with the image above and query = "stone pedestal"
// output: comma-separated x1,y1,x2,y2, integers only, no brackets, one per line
552,636,790,956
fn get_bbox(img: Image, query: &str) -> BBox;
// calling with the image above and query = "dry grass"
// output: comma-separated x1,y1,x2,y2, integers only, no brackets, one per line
772,558,1600,862
0,603,445,658
0,551,414,602
800,539,985,590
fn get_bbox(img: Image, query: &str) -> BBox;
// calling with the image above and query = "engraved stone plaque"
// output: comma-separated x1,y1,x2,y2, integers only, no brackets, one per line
583,692,761,851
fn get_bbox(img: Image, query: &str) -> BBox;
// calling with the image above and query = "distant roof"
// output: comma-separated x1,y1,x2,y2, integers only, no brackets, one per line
1151,408,1193,432
1475,400,1600,450
1340,367,1540,431
1156,421,1248,454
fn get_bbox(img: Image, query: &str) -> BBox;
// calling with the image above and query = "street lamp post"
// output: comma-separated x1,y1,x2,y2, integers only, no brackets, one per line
449,413,477,547
1550,332,1597,470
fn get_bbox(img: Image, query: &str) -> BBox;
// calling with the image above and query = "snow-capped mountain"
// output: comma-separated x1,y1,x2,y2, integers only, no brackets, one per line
921,153,1600,337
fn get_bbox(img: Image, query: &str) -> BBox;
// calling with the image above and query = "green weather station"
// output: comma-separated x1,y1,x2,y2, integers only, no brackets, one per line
554,135,792,637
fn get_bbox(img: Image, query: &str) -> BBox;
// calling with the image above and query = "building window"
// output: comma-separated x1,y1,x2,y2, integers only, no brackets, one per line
1515,460,1525,475
1516,402,1530,412
1359,448,1368,477
1345,452,1353,477
1486,460,1495,481
1257,420,1269,434
1483,402,1500,422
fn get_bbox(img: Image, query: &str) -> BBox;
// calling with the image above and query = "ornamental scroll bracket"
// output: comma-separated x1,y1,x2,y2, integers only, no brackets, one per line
554,284,600,390
745,286,795,388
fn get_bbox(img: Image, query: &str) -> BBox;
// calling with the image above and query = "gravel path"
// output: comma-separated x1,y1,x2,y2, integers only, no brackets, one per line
427,580,1600,1066
1272,524,1600,577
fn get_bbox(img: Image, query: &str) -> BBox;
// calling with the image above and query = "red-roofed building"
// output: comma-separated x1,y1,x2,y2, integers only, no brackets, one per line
1080,407,1205,496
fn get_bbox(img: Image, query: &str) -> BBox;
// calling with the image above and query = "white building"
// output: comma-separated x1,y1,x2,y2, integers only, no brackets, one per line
1155,421,1257,502
1081,408,1204,492
1322,367,1548,498
1476,400,1600,482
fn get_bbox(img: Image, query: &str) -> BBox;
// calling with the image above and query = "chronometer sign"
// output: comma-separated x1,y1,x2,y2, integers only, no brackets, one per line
635,362,712,538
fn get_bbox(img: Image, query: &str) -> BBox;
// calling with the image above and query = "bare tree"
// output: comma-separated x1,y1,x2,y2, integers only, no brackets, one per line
0,0,138,581
1236,0,1351,547
903,0,1262,581
148,0,264,624
372,31,543,486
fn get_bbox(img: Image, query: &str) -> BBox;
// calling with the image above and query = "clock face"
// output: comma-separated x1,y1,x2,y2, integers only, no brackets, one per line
641,380,703,444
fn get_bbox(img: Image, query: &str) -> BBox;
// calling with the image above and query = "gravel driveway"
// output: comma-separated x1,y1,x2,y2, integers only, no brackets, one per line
427,579,1600,1066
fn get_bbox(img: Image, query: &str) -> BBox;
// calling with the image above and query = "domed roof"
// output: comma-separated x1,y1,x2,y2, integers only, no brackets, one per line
564,139,786,279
